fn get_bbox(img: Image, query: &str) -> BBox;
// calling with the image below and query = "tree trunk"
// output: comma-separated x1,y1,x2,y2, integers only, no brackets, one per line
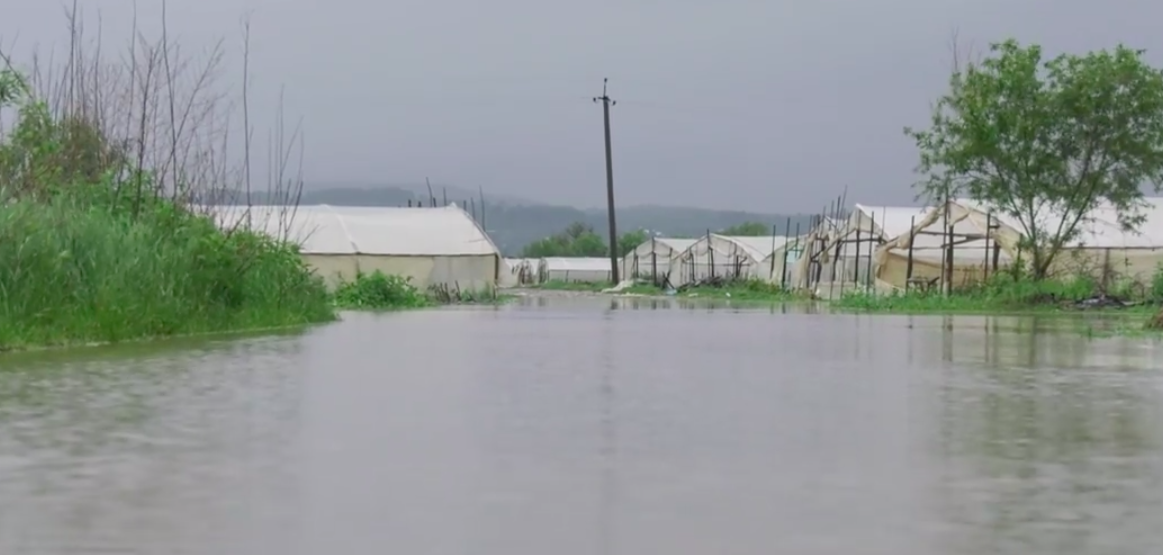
1148,307,1163,330
1032,253,1049,280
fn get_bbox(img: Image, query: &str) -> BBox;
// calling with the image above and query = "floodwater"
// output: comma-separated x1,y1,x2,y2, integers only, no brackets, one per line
1,296,1162,555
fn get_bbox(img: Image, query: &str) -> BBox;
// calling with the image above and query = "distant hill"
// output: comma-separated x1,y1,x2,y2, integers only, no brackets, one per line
246,186,818,256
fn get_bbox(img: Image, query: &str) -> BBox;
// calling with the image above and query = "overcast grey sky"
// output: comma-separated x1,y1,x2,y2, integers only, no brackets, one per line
3,0,1160,211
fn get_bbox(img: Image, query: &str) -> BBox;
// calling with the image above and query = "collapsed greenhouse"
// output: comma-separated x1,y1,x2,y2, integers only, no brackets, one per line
790,202,1015,292
872,198,1163,290
868,200,1018,291
205,204,502,290
801,197,1163,293
789,205,924,291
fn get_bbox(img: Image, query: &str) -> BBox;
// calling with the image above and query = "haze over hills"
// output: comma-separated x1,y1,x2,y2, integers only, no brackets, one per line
259,185,819,255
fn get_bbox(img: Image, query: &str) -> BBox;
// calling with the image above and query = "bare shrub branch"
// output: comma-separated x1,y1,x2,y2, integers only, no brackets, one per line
0,3,307,230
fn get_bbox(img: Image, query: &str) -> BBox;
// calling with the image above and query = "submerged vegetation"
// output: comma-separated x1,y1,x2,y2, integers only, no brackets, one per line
834,269,1163,317
672,278,803,301
532,277,803,301
333,272,431,309
333,271,505,309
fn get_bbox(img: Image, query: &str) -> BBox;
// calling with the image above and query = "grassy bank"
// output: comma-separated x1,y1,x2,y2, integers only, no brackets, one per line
0,193,337,351
0,202,507,350
833,274,1161,316
1,30,502,353
0,66,340,351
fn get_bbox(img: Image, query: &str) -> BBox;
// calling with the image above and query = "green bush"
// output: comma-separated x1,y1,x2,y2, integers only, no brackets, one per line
333,271,430,309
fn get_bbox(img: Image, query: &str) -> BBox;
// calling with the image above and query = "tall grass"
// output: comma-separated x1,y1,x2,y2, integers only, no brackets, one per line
0,192,334,349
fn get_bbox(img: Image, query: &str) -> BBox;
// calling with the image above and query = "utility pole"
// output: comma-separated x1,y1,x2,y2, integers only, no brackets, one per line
594,78,620,284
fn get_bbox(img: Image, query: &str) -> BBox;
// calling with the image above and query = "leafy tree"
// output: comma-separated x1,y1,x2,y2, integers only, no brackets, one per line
718,221,770,236
562,221,592,241
570,232,607,256
521,221,608,257
907,39,1163,279
617,229,649,256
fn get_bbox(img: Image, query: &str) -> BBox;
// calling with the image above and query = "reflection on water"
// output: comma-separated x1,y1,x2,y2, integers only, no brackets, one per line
920,315,1163,554
509,292,832,314
0,298,1161,554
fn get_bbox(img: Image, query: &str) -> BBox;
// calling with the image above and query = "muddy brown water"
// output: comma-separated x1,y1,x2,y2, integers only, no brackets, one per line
1,295,1161,554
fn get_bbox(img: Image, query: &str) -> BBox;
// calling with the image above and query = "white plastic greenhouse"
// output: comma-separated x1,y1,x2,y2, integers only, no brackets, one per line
622,237,696,285
204,204,502,290
672,234,790,285
537,257,618,283
757,237,807,284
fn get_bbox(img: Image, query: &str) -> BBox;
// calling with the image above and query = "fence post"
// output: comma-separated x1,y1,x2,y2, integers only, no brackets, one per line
945,218,954,296
650,236,657,283
784,221,799,290
854,224,862,287
983,212,992,282
769,223,778,282
906,215,916,292
706,229,714,281
866,211,876,289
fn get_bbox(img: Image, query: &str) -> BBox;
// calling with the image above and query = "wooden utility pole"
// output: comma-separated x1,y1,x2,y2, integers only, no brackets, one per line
594,78,620,284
